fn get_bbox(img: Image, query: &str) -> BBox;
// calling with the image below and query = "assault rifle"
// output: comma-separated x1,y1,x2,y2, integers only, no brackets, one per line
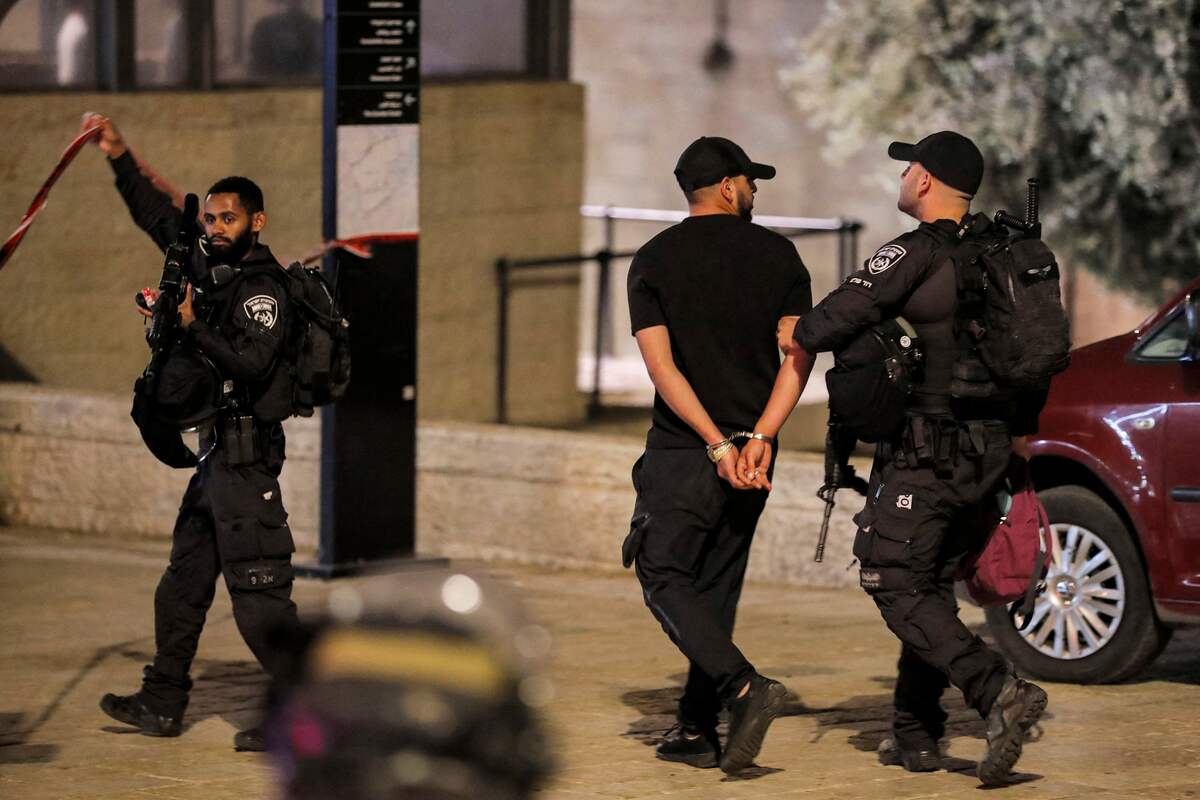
814,418,869,563
142,193,200,389
130,193,206,469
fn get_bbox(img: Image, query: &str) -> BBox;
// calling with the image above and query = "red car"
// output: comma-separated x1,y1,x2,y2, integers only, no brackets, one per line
984,277,1200,683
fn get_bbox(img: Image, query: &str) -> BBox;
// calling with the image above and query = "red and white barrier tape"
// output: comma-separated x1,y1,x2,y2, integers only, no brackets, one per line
0,124,102,273
295,232,419,266
0,124,418,275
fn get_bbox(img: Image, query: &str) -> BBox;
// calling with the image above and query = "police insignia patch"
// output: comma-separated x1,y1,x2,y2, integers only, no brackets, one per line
868,244,906,275
243,295,279,329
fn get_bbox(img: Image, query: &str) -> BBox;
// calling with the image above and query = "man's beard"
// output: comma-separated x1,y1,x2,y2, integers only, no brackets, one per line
208,228,255,265
737,189,753,221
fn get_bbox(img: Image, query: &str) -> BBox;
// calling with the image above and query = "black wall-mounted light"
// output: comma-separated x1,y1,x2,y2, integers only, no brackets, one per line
703,0,734,74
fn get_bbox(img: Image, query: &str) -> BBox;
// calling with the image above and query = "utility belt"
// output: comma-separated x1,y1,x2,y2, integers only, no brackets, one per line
907,391,1019,422
882,413,1009,477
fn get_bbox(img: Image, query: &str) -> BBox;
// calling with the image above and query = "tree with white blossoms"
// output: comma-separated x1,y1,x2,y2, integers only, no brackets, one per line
780,0,1200,298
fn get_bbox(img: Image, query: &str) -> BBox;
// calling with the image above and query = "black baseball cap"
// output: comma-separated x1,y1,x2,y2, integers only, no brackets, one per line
888,131,984,196
674,136,776,192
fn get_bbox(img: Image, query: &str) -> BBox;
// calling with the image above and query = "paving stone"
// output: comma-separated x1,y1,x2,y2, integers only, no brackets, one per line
2,525,1198,798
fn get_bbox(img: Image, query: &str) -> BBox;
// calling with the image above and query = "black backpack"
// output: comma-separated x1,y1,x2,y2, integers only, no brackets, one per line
950,218,1071,398
248,262,351,419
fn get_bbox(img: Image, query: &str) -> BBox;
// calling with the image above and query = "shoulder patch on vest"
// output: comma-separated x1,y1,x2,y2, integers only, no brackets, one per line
243,294,279,330
868,244,907,275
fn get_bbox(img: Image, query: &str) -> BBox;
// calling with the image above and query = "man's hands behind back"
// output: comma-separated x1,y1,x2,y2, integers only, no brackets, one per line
716,446,752,490
736,439,772,491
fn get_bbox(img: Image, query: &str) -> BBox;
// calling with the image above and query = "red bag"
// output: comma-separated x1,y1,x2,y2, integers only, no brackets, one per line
958,459,1049,625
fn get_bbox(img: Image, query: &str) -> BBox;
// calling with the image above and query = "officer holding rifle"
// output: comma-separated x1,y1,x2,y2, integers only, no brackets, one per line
82,113,300,753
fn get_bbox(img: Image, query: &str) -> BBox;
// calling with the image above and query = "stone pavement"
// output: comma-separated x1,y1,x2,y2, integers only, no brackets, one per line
1,525,1198,800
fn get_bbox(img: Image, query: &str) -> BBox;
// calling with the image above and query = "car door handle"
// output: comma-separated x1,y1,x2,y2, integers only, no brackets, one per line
1171,487,1200,502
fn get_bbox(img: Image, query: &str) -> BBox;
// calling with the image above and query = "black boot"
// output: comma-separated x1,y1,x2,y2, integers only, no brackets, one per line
655,724,719,769
719,675,787,774
877,737,942,772
978,676,1047,786
233,727,267,752
99,692,183,737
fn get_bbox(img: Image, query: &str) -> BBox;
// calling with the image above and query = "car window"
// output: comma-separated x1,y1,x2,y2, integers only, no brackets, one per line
1139,311,1189,359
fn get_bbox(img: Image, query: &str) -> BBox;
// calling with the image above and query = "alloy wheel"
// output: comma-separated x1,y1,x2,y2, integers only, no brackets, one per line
1019,522,1127,660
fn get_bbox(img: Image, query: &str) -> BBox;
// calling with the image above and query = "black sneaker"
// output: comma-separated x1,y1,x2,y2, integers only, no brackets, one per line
233,727,267,752
99,692,183,737
978,676,1048,786
655,724,718,769
877,737,942,772
719,675,787,774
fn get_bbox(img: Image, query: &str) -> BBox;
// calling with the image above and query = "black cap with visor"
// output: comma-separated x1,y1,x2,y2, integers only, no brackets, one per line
888,131,984,196
674,136,776,192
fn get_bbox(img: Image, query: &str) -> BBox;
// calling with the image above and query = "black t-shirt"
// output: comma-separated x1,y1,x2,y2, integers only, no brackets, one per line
627,214,813,448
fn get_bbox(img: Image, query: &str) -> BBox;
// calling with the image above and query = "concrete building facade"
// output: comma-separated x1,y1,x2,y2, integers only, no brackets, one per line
0,81,586,426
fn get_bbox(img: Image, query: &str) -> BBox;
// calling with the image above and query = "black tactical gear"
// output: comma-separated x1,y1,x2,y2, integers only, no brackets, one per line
825,316,923,442
105,152,300,724
794,218,1048,754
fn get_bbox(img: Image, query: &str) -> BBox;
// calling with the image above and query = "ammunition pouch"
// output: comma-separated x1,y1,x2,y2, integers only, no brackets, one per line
219,414,259,466
886,416,993,478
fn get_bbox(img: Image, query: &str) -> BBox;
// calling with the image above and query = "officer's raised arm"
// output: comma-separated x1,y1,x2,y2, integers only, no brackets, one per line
81,112,187,252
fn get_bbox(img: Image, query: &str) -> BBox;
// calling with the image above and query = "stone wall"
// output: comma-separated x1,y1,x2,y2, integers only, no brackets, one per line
0,384,861,588
420,82,586,426
0,81,585,426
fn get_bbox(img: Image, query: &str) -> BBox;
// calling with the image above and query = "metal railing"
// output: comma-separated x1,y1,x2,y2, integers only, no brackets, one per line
495,206,864,424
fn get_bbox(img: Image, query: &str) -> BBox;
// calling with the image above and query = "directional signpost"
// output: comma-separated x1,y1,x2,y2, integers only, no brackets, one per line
303,0,422,577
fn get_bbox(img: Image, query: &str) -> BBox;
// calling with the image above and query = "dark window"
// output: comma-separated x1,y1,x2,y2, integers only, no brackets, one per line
134,0,193,87
0,0,97,89
421,0,527,77
0,0,568,91
1137,310,1189,361
215,0,322,86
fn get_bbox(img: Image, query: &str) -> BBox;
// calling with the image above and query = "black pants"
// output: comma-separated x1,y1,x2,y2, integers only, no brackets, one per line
852,419,1012,751
140,424,299,716
624,448,770,732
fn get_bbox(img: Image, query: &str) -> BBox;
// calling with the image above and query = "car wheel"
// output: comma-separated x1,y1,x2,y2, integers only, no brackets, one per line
984,485,1172,683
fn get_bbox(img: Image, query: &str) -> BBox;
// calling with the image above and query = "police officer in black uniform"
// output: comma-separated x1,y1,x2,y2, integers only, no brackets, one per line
83,113,300,752
625,137,815,774
780,132,1048,786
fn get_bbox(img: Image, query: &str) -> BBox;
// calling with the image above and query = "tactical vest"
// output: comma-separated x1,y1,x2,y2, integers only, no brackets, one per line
826,316,924,442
